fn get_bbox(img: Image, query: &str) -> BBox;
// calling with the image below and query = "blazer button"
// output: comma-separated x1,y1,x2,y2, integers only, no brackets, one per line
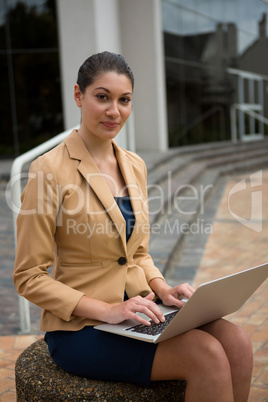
118,257,127,265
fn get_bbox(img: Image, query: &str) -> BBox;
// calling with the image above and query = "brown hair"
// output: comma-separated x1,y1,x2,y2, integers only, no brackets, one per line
77,51,134,93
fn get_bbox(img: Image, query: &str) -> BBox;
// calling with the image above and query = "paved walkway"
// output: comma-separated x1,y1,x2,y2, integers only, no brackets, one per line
194,170,268,402
0,161,268,400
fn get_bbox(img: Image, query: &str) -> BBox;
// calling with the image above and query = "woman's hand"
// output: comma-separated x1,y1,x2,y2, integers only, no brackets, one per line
106,292,165,326
150,278,195,309
73,281,195,326
159,283,195,308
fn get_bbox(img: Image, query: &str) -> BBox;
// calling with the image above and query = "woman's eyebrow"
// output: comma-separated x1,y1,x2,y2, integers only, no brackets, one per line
94,86,110,92
94,86,132,95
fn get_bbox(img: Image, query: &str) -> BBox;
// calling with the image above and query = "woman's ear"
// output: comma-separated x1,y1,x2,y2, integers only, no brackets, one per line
74,84,82,107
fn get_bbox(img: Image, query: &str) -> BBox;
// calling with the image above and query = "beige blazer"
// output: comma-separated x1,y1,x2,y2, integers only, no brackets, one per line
13,130,164,332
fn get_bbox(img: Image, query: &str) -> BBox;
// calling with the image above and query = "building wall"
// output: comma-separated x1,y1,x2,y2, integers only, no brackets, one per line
56,0,97,132
119,0,168,151
56,0,168,151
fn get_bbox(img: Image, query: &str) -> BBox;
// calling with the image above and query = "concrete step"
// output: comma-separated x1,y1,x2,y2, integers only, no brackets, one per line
217,155,268,175
144,139,268,205
147,138,268,277
149,168,220,274
146,139,268,224
148,161,207,225
205,148,268,168
141,138,268,175
165,175,228,287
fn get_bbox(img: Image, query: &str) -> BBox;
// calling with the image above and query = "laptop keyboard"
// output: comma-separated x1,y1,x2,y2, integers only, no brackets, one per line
125,310,179,336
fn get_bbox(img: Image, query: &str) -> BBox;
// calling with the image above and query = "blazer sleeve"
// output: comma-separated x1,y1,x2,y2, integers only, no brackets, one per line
13,156,85,323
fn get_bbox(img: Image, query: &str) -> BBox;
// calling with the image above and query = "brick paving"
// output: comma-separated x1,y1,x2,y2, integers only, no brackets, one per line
0,160,268,400
194,170,268,402
0,334,43,401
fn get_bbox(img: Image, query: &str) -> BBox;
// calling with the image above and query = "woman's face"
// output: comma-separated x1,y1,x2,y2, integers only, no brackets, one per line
74,71,133,142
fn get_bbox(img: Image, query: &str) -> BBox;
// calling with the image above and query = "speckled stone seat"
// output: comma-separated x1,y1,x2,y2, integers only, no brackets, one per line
15,338,186,401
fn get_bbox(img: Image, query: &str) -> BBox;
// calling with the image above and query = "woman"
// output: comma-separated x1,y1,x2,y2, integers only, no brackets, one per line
14,51,253,401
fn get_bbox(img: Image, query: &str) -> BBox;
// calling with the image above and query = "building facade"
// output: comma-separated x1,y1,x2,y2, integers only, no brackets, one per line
1,0,268,156
162,0,268,146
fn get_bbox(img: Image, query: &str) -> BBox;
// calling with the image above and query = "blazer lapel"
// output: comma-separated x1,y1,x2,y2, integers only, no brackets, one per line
64,131,127,251
113,142,145,254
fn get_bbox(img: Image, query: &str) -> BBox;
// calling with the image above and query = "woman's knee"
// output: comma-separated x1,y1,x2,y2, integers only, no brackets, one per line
227,324,253,369
201,319,253,366
180,332,232,385
200,336,231,372
237,325,252,352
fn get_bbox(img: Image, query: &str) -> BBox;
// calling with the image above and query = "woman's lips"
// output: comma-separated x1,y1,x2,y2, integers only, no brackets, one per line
102,121,119,129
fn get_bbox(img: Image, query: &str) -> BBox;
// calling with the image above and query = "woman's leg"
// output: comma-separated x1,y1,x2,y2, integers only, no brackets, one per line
151,319,252,402
200,319,253,402
151,327,234,401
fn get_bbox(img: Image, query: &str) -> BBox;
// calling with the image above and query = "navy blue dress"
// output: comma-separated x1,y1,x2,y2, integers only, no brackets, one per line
45,196,158,385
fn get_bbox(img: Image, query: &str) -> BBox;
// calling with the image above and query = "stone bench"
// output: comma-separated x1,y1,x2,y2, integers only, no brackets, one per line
15,338,186,401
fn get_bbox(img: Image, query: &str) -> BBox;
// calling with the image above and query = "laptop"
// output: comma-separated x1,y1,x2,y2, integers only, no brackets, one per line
94,262,268,343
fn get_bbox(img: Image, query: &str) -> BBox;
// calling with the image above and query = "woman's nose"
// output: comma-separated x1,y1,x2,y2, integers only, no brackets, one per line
106,101,119,118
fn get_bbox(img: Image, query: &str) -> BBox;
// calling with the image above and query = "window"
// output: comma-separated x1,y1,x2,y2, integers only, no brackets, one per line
0,0,63,155
162,0,268,146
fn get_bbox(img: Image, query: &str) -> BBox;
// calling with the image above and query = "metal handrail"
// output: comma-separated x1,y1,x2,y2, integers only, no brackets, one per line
228,68,268,142
230,104,268,142
10,125,79,333
227,67,268,82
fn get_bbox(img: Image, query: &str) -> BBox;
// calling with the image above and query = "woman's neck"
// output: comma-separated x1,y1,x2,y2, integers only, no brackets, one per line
77,129,127,197
77,129,115,166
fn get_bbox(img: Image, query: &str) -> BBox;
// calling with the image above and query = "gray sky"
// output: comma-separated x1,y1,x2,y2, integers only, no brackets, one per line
162,0,268,54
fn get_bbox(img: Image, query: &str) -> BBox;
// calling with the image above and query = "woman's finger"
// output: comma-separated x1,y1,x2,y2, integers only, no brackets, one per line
134,304,164,324
144,292,155,301
126,294,165,324
174,283,195,299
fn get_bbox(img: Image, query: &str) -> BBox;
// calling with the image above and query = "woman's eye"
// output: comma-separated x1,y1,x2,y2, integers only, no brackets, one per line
96,94,108,101
120,97,131,104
